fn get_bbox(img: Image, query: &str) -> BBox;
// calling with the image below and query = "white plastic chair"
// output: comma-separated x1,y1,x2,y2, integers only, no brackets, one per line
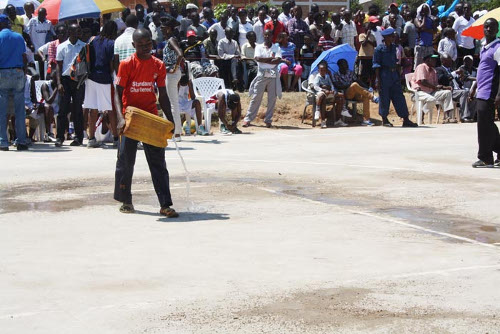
301,79,317,127
405,73,443,125
192,77,225,133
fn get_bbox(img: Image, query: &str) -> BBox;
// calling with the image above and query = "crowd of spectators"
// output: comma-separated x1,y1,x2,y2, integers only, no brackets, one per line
0,0,493,150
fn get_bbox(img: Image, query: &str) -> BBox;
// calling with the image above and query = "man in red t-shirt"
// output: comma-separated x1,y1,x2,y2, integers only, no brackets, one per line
264,7,285,43
113,28,179,218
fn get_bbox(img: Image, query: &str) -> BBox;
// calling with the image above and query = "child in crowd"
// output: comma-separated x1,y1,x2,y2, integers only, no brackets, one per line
358,22,377,89
300,34,315,80
312,61,346,128
178,75,209,136
438,28,457,63
401,47,414,78
317,23,335,51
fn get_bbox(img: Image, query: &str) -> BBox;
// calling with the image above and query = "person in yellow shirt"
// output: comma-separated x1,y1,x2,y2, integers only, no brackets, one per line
5,5,25,35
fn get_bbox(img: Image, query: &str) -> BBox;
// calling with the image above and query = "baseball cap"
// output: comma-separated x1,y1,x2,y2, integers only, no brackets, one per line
368,16,379,23
0,14,9,24
186,30,196,37
423,53,439,60
464,55,473,61
186,3,198,10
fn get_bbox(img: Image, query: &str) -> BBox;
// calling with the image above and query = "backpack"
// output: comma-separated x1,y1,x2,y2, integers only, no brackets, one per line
70,38,94,88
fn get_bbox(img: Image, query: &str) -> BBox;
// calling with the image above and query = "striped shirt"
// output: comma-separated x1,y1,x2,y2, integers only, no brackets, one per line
318,35,335,51
278,42,297,67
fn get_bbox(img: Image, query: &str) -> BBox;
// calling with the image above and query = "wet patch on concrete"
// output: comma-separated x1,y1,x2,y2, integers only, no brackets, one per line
2,173,500,245
0,177,183,215
237,287,499,330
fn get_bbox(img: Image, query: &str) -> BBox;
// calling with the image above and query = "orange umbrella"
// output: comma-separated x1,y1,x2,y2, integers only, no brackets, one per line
462,8,500,40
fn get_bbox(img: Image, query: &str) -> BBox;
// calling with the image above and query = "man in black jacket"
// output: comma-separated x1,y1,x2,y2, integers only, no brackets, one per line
436,54,470,122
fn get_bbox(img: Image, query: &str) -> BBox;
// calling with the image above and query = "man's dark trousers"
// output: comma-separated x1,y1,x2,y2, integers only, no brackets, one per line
114,135,173,207
476,98,500,164
57,76,85,143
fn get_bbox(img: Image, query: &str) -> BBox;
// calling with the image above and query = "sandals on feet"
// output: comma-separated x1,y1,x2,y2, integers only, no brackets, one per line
160,207,179,218
119,203,135,213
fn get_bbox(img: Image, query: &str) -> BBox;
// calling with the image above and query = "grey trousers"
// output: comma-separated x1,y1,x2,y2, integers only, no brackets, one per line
244,76,277,124
452,88,470,119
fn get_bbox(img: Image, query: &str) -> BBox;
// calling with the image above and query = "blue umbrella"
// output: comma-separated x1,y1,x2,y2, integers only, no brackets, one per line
310,43,358,75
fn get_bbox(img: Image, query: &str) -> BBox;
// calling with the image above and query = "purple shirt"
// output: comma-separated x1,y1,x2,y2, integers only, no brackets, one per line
476,39,500,101
287,18,309,50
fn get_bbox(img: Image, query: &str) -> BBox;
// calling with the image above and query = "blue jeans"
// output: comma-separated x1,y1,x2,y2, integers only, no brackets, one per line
0,68,26,147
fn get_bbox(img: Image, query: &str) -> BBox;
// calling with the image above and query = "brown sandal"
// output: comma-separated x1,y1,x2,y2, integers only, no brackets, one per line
160,207,179,218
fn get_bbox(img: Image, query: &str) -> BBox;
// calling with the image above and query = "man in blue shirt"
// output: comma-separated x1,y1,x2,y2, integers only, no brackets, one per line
0,14,28,151
373,28,417,127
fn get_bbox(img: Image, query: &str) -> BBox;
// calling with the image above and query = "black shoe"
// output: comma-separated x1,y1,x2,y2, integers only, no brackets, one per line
70,139,81,146
232,127,242,134
55,139,63,147
494,159,500,167
472,160,494,168
16,144,28,151
0,146,8,151
462,118,473,123
382,120,393,127
402,119,418,127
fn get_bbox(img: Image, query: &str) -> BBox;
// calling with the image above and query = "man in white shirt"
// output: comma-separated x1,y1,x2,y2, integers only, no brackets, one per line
26,8,54,53
148,12,163,44
55,23,86,147
341,10,358,50
253,9,266,44
114,14,138,69
278,1,292,27
217,27,241,90
21,2,35,29
242,29,282,128
208,12,228,42
237,9,253,46
448,3,463,20
453,2,475,66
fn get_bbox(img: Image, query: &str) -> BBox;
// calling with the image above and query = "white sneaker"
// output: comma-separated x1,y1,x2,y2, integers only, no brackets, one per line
314,109,320,121
321,120,327,128
341,108,352,118
335,119,348,127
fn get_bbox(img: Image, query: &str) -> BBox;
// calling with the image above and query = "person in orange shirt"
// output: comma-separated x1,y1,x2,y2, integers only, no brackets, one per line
114,28,179,218
264,7,285,43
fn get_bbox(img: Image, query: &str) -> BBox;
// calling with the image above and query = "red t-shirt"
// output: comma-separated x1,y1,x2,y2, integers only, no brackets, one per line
264,20,286,43
115,53,166,115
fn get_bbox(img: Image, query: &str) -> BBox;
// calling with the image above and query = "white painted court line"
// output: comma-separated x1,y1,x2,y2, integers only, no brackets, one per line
186,158,500,181
257,187,498,249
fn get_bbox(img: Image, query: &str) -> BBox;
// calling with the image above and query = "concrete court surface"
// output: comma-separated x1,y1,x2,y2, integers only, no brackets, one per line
1,122,500,333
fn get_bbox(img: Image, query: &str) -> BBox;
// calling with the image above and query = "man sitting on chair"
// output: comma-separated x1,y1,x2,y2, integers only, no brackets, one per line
206,89,242,135
332,58,379,126
436,54,470,123
313,61,346,128
411,53,455,123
